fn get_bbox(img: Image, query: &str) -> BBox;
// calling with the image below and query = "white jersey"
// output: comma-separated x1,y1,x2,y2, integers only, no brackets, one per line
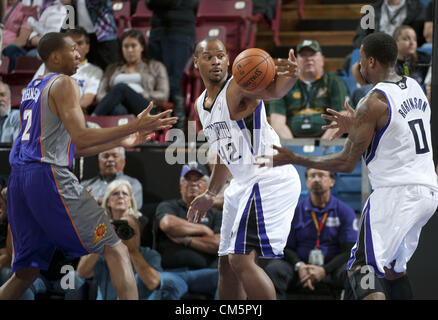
197,76,285,184
364,76,438,190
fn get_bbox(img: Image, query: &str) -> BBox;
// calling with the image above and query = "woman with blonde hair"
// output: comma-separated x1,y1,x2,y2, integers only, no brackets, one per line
78,180,188,300
101,179,142,221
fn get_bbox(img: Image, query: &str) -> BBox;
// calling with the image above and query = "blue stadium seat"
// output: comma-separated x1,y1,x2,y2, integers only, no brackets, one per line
286,144,363,211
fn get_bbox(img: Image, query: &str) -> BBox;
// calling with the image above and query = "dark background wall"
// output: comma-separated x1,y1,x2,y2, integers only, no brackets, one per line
1,147,437,299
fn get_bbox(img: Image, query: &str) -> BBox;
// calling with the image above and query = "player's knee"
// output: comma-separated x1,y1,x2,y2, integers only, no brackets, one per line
103,242,130,264
228,253,254,275
345,266,386,300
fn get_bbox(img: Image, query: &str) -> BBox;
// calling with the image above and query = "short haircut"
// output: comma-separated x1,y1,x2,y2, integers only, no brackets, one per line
361,32,398,67
66,26,90,44
194,37,225,57
38,32,69,62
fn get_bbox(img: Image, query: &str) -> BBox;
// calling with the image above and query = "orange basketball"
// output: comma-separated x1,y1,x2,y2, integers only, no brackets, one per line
232,48,276,92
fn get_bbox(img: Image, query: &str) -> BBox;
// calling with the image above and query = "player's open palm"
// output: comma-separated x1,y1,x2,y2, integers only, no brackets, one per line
137,102,178,132
187,193,215,223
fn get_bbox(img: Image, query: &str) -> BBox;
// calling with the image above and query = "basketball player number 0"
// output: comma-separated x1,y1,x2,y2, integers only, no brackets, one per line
21,109,32,141
408,119,429,154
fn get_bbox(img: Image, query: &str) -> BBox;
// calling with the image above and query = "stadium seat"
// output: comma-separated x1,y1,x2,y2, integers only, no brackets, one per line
196,25,227,44
0,57,10,78
196,0,257,63
248,0,282,46
9,83,26,109
84,114,137,128
112,1,132,36
13,56,43,74
131,0,153,28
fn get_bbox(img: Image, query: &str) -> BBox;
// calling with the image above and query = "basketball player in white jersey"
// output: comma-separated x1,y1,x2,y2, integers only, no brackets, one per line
187,38,301,300
257,32,438,300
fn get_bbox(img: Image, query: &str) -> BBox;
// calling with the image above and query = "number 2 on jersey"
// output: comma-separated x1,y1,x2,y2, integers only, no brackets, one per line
21,109,32,141
408,119,429,154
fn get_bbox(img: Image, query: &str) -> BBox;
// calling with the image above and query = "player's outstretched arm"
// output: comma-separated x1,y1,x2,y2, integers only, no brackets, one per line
255,93,387,173
50,76,177,154
227,49,299,119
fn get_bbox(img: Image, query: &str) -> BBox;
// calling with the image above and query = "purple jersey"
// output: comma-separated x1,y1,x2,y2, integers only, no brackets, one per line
9,74,75,169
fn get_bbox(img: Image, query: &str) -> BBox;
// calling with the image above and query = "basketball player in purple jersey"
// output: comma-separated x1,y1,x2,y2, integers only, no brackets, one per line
0,32,177,300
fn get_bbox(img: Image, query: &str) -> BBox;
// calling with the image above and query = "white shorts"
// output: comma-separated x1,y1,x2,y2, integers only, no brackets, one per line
347,185,438,277
218,165,301,258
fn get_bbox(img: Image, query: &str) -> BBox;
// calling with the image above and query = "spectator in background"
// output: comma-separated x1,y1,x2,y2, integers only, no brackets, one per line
74,0,119,71
269,40,349,139
252,0,277,23
0,186,12,289
353,0,426,49
1,0,33,72
393,25,430,87
155,162,220,298
422,0,433,103
93,29,169,116
81,147,143,209
0,80,19,144
26,0,70,56
33,27,103,113
147,0,199,130
0,186,10,270
263,168,357,299
77,180,187,300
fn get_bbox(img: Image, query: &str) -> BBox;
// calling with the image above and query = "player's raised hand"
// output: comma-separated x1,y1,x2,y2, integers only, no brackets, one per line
136,101,178,132
275,49,299,79
254,145,297,168
321,98,355,141
187,192,215,223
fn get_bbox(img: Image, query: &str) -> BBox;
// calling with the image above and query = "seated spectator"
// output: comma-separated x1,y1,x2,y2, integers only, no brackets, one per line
353,0,426,49
93,29,169,116
0,80,19,144
263,168,357,299
155,162,221,298
77,180,187,300
0,186,12,288
1,0,33,72
0,186,10,270
26,0,70,56
393,25,430,86
33,27,103,113
269,40,349,139
81,147,143,209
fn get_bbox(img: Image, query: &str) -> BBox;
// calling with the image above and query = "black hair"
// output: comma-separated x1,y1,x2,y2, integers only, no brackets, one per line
118,29,150,64
66,26,90,44
305,168,336,180
194,37,225,57
37,32,69,62
361,32,398,67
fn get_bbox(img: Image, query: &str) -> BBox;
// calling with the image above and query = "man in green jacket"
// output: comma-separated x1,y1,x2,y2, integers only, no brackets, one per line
269,40,349,139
